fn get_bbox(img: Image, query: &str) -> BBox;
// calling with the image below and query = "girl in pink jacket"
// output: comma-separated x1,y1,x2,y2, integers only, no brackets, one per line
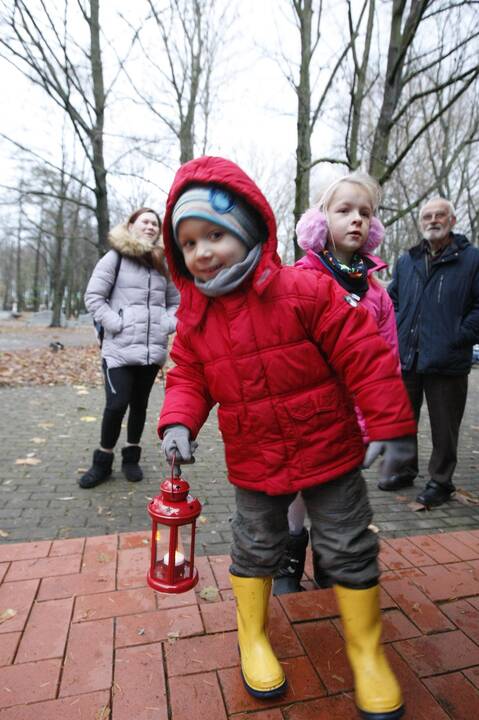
274,172,400,596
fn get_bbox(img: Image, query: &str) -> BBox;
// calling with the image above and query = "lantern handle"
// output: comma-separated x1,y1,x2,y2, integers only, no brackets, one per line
170,452,182,480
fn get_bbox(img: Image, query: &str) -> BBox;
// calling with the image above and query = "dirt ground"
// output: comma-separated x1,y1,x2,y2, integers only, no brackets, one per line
0,314,94,351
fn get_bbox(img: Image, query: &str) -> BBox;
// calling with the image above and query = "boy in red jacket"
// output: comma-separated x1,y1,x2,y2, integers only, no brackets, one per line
158,156,415,720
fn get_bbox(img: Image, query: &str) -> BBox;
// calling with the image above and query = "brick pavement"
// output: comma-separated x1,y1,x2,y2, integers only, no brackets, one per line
3,529,479,718
1,369,479,553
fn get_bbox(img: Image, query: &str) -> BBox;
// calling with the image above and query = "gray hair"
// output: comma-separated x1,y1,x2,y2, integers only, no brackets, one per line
317,171,382,213
419,197,456,220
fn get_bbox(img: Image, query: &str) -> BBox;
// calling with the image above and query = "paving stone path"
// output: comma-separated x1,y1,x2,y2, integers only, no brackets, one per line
1,369,479,554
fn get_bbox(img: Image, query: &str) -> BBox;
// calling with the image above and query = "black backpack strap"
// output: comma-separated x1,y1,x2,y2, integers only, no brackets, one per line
106,250,122,302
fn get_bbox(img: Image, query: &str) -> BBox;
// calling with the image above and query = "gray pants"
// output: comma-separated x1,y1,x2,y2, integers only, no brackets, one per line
402,369,468,489
230,468,379,589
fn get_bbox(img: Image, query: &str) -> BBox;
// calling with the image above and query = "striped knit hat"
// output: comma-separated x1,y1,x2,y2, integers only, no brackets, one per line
172,185,262,250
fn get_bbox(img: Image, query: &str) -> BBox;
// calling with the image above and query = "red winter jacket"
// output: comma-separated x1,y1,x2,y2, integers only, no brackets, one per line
158,156,415,495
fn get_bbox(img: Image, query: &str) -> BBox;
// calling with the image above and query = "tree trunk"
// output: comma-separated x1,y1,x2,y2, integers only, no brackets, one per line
50,173,67,327
347,0,375,169
50,208,65,327
369,0,427,181
15,217,24,312
90,0,109,254
293,0,313,261
32,231,42,312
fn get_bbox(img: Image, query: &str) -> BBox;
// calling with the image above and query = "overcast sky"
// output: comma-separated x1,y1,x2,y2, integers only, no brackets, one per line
1,0,357,217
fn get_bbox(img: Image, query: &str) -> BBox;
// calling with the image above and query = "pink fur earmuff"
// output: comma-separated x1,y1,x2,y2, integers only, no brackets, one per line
296,207,385,255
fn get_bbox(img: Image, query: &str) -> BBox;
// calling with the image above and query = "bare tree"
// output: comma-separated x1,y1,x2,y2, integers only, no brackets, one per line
340,0,479,186
286,0,359,259
123,0,228,164
345,0,376,169
0,0,111,252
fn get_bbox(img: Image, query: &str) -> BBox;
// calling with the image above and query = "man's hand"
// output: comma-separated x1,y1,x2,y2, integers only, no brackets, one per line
161,425,198,464
363,436,416,481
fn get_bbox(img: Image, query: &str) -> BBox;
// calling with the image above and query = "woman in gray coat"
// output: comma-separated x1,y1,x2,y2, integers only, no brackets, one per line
80,207,179,488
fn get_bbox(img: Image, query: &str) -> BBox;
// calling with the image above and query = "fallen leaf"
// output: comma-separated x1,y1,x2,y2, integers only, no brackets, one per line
95,705,111,720
167,631,180,644
408,501,427,512
199,586,220,602
454,488,479,506
0,608,17,624
30,437,46,444
80,416,97,422
368,523,380,534
0,530,9,538
15,458,41,466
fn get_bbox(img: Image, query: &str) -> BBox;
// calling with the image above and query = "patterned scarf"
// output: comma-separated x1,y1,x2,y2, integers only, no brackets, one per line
317,249,369,298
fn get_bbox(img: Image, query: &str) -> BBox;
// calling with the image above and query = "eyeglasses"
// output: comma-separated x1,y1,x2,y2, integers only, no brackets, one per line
421,211,449,222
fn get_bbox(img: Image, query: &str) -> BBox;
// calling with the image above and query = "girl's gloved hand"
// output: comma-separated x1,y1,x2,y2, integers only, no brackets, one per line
161,424,198,464
362,436,415,480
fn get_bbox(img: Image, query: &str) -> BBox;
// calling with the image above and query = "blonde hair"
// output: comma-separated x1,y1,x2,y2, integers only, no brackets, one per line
317,171,381,214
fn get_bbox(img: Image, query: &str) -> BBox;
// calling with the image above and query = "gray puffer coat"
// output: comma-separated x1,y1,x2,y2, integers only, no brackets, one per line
84,225,180,369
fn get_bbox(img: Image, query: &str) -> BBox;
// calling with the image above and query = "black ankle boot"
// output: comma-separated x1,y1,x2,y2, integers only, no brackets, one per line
416,480,455,507
79,449,114,489
273,528,309,595
121,446,143,482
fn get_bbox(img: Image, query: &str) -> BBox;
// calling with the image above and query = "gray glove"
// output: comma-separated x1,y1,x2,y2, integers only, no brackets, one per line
161,424,198,465
362,436,416,481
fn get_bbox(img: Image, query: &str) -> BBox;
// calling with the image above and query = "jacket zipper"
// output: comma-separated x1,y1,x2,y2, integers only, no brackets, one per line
146,269,151,365
437,274,444,303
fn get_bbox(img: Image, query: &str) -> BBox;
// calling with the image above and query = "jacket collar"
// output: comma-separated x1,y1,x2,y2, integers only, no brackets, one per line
108,224,159,258
409,232,469,261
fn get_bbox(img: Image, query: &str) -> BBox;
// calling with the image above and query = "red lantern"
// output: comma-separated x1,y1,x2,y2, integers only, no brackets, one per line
147,463,202,594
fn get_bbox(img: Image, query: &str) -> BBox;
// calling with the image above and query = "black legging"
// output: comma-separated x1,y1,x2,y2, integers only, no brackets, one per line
101,362,160,449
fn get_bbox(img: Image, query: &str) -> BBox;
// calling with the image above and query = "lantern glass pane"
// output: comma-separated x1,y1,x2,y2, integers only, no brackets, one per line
151,524,193,582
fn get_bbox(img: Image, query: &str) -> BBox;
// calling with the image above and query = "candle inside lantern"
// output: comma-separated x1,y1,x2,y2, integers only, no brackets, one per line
163,550,185,566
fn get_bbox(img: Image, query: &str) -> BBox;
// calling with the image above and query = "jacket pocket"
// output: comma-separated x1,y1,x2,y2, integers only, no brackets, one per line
217,407,253,471
284,386,353,472
284,387,337,422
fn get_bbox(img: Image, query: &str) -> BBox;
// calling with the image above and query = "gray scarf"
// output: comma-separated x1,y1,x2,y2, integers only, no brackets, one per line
194,245,262,297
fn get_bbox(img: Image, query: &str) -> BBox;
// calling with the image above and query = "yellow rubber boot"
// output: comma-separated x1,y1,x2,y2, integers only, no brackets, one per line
230,574,287,698
334,584,404,720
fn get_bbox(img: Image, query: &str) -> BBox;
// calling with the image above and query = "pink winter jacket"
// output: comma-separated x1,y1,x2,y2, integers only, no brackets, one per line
296,250,400,442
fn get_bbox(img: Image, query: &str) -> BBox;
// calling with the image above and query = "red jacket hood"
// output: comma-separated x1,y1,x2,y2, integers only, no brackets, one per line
162,156,282,328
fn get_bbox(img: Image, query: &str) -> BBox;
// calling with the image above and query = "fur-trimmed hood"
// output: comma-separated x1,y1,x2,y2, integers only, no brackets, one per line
108,223,161,258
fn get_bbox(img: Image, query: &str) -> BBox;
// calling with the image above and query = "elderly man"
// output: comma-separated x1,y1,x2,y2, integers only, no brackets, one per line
386,198,479,506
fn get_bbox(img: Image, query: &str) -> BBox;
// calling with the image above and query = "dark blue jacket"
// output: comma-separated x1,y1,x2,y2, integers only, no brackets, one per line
388,234,479,375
